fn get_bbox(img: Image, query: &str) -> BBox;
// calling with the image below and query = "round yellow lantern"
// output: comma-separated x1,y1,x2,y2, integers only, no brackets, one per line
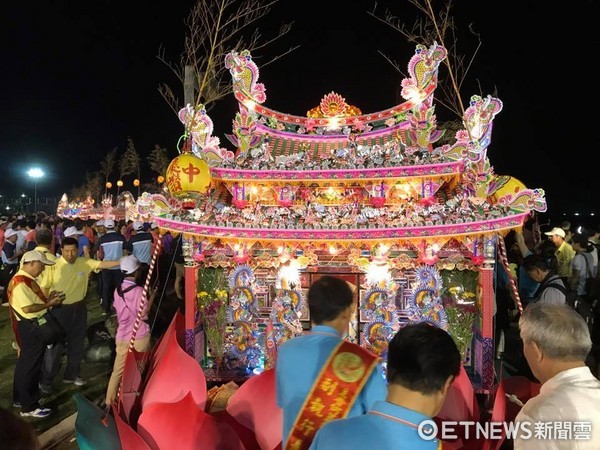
106,182,112,189
133,179,140,187
117,180,124,187
165,152,211,201
157,175,165,184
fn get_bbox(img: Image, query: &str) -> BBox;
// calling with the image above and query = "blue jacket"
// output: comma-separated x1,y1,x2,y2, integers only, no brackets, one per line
98,231,126,269
276,325,387,447
310,401,440,450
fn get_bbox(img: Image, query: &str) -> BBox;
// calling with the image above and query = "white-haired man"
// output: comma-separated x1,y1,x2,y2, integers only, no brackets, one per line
515,303,600,449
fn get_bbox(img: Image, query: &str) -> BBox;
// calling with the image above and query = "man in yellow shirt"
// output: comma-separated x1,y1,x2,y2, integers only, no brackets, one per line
20,228,55,295
39,237,120,392
9,250,64,418
545,227,576,284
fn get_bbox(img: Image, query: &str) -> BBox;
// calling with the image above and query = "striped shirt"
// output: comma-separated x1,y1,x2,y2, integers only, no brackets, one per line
98,231,126,270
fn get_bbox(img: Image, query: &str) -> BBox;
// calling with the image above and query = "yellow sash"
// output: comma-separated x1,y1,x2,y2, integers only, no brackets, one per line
286,340,379,450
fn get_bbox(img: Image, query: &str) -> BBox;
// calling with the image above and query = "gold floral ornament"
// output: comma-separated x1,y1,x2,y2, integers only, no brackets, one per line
307,91,362,118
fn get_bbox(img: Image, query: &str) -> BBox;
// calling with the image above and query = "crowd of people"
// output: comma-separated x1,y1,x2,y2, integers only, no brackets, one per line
496,218,600,375
3,211,600,448
279,216,600,448
0,213,182,419
277,275,600,449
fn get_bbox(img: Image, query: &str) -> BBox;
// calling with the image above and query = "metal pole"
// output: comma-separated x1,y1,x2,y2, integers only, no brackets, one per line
33,181,37,213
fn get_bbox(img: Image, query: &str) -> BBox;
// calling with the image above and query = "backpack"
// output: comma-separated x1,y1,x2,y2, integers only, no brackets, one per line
533,275,567,302
580,253,597,299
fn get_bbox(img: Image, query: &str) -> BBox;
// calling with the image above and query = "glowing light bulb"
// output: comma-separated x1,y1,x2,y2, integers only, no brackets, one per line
242,99,256,110
327,117,340,130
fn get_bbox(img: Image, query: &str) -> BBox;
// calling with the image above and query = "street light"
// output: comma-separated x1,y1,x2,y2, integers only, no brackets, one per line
27,167,44,213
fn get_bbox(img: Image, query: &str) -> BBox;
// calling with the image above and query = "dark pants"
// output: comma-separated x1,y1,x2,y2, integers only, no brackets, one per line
95,271,103,303
14,319,46,412
101,269,123,314
41,301,87,384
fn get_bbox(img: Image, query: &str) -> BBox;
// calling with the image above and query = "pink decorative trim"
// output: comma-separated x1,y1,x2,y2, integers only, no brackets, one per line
155,212,528,241
210,161,464,181
253,121,411,141
234,82,437,126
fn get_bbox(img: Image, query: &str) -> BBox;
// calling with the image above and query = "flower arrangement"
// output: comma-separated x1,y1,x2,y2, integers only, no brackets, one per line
440,269,478,361
445,305,476,362
197,268,228,366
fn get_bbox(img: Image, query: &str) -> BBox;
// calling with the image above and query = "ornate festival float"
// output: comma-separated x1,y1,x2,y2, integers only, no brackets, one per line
56,190,140,221
145,42,547,395
72,43,549,450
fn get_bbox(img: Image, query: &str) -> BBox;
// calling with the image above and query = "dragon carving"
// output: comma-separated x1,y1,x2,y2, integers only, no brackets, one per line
224,50,267,104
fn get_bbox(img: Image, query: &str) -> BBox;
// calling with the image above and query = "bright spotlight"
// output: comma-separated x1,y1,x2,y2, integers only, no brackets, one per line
27,168,45,179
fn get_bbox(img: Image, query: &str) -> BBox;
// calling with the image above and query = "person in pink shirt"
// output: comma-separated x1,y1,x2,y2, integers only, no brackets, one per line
24,220,37,251
0,217,7,252
104,255,156,405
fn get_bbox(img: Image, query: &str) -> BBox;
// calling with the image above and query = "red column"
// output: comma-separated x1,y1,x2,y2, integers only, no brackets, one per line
184,264,199,357
479,266,494,339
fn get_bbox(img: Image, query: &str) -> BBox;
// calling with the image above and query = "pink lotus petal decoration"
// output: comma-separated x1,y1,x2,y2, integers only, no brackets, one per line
138,392,244,450
112,405,151,450
437,365,479,423
117,347,148,426
145,311,185,383
140,319,207,411
482,380,507,450
226,368,282,450
504,375,540,423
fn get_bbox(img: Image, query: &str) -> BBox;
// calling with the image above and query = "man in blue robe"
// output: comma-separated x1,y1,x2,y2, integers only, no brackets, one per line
310,322,461,450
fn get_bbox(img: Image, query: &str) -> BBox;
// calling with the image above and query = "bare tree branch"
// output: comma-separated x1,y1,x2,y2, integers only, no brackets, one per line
147,144,172,177
119,137,141,180
369,0,483,122
158,0,297,125
99,147,118,187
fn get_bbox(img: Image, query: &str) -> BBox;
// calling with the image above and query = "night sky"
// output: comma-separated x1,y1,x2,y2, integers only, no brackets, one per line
2,0,598,219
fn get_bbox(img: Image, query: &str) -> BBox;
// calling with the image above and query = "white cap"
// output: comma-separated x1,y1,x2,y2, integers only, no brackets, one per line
544,227,566,238
120,255,140,274
95,219,105,227
150,222,158,230
4,229,18,239
104,219,115,229
22,250,55,265
64,226,82,237
133,221,144,231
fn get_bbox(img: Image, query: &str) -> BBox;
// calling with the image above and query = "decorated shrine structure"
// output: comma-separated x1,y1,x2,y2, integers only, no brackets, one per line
56,191,139,221
148,43,547,392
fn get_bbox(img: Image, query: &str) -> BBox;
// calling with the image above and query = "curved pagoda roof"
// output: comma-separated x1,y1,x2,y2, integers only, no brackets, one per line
151,44,547,255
